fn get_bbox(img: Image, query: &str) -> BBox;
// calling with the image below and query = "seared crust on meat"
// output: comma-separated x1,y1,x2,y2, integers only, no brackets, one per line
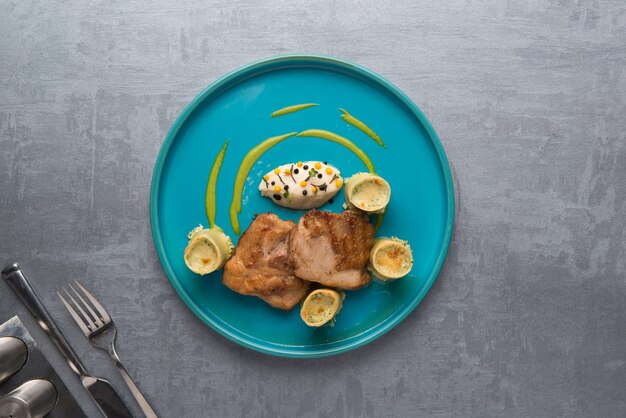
289,209,375,289
222,213,310,310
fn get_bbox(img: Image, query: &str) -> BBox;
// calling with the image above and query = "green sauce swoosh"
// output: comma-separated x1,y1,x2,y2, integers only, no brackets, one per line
297,129,376,173
339,108,386,148
229,132,298,234
271,103,319,118
205,139,229,228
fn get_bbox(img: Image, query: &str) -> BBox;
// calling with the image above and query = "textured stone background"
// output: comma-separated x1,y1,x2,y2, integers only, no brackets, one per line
1,1,625,417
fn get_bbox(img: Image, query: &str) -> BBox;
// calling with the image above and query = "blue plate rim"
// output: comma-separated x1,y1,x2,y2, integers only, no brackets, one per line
149,54,455,358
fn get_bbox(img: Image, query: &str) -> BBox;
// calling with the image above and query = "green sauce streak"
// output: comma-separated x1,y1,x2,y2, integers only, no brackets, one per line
229,132,298,234
205,139,229,228
297,129,376,173
271,103,319,118
339,108,386,148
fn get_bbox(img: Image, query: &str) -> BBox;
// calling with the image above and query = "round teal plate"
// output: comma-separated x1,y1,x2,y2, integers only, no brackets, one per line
150,55,454,358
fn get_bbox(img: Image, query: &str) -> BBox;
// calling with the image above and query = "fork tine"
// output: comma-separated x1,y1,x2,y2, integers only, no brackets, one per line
74,280,111,323
68,282,103,328
57,290,92,336
63,287,97,332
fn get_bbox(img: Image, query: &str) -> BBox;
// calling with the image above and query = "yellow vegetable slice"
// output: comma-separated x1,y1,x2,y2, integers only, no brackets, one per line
300,289,343,327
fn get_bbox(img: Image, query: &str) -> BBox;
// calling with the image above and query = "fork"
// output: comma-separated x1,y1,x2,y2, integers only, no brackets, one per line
58,281,159,418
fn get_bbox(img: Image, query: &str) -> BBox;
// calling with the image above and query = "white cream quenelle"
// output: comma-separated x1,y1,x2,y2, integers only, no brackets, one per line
184,225,234,275
258,161,343,210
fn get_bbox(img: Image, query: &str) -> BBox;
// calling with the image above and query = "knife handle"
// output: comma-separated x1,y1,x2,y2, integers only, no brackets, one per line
2,262,89,377
87,377,135,418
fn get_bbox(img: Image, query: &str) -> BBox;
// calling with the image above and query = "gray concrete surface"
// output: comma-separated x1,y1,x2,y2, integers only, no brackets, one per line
1,1,625,417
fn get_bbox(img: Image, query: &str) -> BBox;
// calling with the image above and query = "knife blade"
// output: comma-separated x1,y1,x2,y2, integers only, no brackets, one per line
2,263,133,418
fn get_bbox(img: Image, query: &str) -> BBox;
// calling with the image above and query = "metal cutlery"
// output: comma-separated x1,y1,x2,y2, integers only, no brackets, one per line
0,315,87,417
2,263,133,418
0,335,28,385
0,378,58,418
58,281,158,418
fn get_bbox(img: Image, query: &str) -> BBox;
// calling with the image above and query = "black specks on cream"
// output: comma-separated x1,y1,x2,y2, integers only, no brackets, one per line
260,161,343,209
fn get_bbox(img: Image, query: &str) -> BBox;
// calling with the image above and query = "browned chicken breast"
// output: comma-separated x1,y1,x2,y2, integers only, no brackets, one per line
289,209,375,289
222,213,310,310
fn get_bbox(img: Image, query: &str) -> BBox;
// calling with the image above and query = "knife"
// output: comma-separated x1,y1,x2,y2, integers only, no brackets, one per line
2,263,133,418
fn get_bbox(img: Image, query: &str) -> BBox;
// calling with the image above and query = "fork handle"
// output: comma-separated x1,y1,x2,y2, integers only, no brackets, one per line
2,263,90,377
107,343,159,418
